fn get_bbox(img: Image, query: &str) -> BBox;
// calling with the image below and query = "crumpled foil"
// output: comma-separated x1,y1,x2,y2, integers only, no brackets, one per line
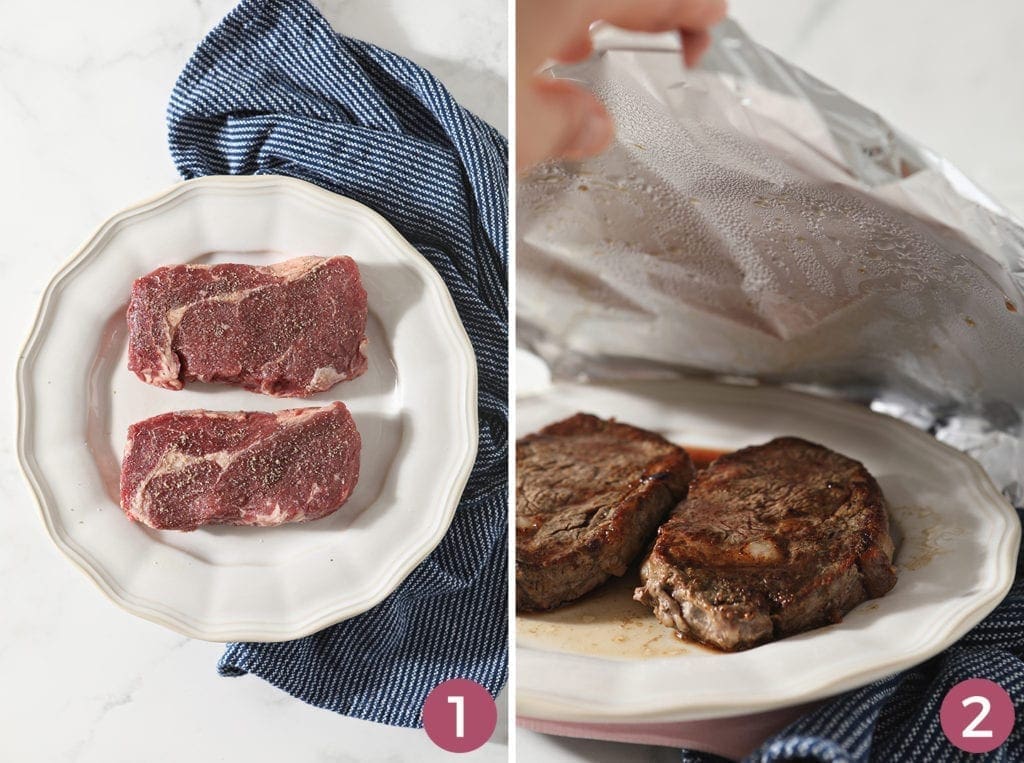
517,20,1024,506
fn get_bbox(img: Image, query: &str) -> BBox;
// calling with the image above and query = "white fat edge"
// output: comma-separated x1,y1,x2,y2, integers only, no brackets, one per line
742,539,783,562
178,256,325,278
309,366,348,391
145,325,181,388
273,405,333,426
238,503,309,527
128,440,234,521
141,371,183,390
266,255,329,282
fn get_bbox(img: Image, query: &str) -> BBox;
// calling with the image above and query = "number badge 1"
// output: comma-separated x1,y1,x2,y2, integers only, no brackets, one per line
423,678,499,753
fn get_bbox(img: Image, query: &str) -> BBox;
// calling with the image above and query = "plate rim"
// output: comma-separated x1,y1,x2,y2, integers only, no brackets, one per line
16,174,479,642
515,379,1020,723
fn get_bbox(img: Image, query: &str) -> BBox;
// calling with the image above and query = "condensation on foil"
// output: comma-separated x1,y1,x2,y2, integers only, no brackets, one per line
518,20,1024,506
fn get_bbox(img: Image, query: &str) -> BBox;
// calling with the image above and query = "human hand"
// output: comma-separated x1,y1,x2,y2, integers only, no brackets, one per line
517,0,727,172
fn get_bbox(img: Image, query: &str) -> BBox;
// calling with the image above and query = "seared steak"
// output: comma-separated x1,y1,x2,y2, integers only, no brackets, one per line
517,413,694,612
635,437,897,650
127,256,368,397
120,402,360,531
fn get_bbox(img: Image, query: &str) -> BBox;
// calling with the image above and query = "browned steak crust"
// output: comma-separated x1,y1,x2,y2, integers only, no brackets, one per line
636,437,897,651
517,413,694,612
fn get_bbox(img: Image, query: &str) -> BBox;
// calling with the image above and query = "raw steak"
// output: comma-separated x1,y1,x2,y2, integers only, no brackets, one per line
517,413,694,612
127,256,368,397
120,402,361,531
635,437,898,651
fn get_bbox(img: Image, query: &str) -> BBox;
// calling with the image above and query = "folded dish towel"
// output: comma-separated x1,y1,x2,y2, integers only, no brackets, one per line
167,0,507,728
683,508,1024,762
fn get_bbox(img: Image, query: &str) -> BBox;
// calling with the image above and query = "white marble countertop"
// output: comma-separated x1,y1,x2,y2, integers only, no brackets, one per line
518,1,1024,760
0,1,506,761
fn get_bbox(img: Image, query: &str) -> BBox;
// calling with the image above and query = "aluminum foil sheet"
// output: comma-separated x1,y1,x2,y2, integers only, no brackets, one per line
517,20,1024,505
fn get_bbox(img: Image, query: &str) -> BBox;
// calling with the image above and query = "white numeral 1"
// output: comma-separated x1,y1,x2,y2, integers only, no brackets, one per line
448,695,465,738
962,695,993,738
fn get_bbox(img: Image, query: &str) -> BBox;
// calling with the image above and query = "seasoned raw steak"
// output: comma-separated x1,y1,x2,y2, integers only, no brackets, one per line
517,413,694,612
635,437,897,651
120,403,361,531
127,256,368,397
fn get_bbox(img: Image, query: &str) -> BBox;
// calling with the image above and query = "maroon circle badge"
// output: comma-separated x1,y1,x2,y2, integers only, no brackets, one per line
940,678,1014,754
422,679,498,753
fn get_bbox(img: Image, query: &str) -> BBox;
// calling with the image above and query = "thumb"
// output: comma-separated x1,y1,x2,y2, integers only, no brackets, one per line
517,78,614,173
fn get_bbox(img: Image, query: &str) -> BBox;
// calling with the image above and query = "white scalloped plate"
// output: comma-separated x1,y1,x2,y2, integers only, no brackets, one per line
517,380,1019,723
18,175,477,642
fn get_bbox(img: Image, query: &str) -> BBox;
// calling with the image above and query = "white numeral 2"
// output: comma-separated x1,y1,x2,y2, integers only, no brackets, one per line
448,695,465,738
962,695,993,738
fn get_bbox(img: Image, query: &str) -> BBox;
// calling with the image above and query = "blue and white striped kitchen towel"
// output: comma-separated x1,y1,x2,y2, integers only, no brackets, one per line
167,0,507,728
683,507,1024,762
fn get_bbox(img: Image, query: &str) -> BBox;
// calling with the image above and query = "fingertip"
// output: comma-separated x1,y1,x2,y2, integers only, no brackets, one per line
554,33,594,63
518,81,615,172
682,29,712,68
560,96,614,161
688,0,727,28
708,0,728,24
